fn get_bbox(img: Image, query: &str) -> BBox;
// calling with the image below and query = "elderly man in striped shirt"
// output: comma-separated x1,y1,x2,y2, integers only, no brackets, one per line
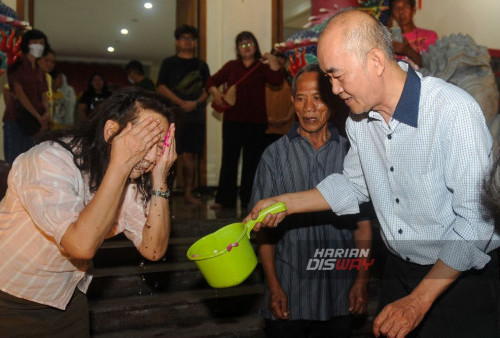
247,9,500,338
250,63,374,337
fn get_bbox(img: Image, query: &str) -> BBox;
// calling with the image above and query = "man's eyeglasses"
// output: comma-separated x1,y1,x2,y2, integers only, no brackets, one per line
179,35,195,41
239,41,254,49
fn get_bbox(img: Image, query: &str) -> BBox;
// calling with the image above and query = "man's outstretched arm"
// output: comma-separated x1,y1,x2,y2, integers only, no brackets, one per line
245,188,330,231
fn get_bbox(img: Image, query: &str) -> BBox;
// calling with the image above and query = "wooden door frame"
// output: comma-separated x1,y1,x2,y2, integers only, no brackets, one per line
272,0,284,47
198,0,207,187
16,0,34,26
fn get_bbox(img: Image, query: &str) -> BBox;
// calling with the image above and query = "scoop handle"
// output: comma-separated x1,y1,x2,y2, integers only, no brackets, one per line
245,202,287,238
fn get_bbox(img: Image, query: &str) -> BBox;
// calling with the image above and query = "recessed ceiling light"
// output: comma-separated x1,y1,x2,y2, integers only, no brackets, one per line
144,2,153,9
120,28,129,35
107,46,115,53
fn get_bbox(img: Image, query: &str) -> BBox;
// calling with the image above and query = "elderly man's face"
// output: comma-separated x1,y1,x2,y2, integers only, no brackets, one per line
318,28,375,115
292,71,330,135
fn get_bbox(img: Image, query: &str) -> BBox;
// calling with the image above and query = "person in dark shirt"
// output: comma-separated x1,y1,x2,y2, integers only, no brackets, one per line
157,25,210,205
77,73,111,123
125,60,155,92
3,29,51,164
206,31,283,209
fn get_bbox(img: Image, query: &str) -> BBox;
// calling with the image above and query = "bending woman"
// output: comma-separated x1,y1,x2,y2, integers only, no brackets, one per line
0,87,177,337
206,31,283,209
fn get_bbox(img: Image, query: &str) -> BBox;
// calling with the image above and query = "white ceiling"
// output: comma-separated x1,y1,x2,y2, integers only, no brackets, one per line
34,0,177,64
32,0,310,65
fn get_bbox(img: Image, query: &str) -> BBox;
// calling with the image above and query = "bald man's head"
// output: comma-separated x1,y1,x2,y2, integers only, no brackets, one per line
319,9,394,63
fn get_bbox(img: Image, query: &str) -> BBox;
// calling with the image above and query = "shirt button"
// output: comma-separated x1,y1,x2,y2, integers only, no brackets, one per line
398,229,403,234
390,166,394,172
406,257,411,262
388,134,392,140
395,198,400,203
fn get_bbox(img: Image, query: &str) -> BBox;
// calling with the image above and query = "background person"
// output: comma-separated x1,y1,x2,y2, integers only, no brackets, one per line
252,64,373,338
248,9,499,338
0,87,177,337
37,48,56,127
206,31,283,209
3,29,50,164
59,72,77,127
125,60,155,92
50,68,76,129
77,72,112,123
157,24,210,205
264,50,295,147
390,0,438,68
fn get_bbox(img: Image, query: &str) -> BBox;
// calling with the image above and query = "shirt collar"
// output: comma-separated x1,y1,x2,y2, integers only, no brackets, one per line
287,121,340,142
392,63,421,128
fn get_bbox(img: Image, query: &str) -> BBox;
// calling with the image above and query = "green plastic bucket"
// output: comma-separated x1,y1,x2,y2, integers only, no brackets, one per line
187,202,287,288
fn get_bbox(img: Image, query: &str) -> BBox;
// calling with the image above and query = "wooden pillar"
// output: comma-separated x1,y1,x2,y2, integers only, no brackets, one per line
15,0,24,20
198,0,207,187
272,0,284,47
16,0,34,26
176,0,198,28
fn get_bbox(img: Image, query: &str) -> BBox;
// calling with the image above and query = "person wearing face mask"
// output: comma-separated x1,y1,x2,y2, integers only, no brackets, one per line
125,60,155,92
0,87,177,337
3,29,51,164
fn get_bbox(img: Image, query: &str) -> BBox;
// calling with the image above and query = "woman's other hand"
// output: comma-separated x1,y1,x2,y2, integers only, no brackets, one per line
151,122,177,186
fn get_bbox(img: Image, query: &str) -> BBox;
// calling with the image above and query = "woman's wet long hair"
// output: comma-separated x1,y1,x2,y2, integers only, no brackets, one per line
38,87,175,200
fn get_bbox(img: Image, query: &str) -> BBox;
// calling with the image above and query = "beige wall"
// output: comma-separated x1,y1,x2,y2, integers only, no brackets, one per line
205,0,273,186
414,0,500,49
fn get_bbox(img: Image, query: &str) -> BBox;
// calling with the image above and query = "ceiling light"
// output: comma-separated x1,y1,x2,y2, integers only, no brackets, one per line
144,2,153,9
120,28,129,35
107,46,115,53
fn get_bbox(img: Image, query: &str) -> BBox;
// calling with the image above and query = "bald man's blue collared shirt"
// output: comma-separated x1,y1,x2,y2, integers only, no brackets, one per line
317,62,499,271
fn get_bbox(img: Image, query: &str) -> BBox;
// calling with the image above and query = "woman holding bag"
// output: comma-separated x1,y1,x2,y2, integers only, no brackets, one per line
207,31,283,209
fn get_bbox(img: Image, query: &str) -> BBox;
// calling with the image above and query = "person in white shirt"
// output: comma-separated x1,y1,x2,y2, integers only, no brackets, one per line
0,87,177,337
247,9,499,338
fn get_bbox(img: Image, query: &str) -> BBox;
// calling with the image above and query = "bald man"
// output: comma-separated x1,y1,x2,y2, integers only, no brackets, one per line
246,8,499,338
